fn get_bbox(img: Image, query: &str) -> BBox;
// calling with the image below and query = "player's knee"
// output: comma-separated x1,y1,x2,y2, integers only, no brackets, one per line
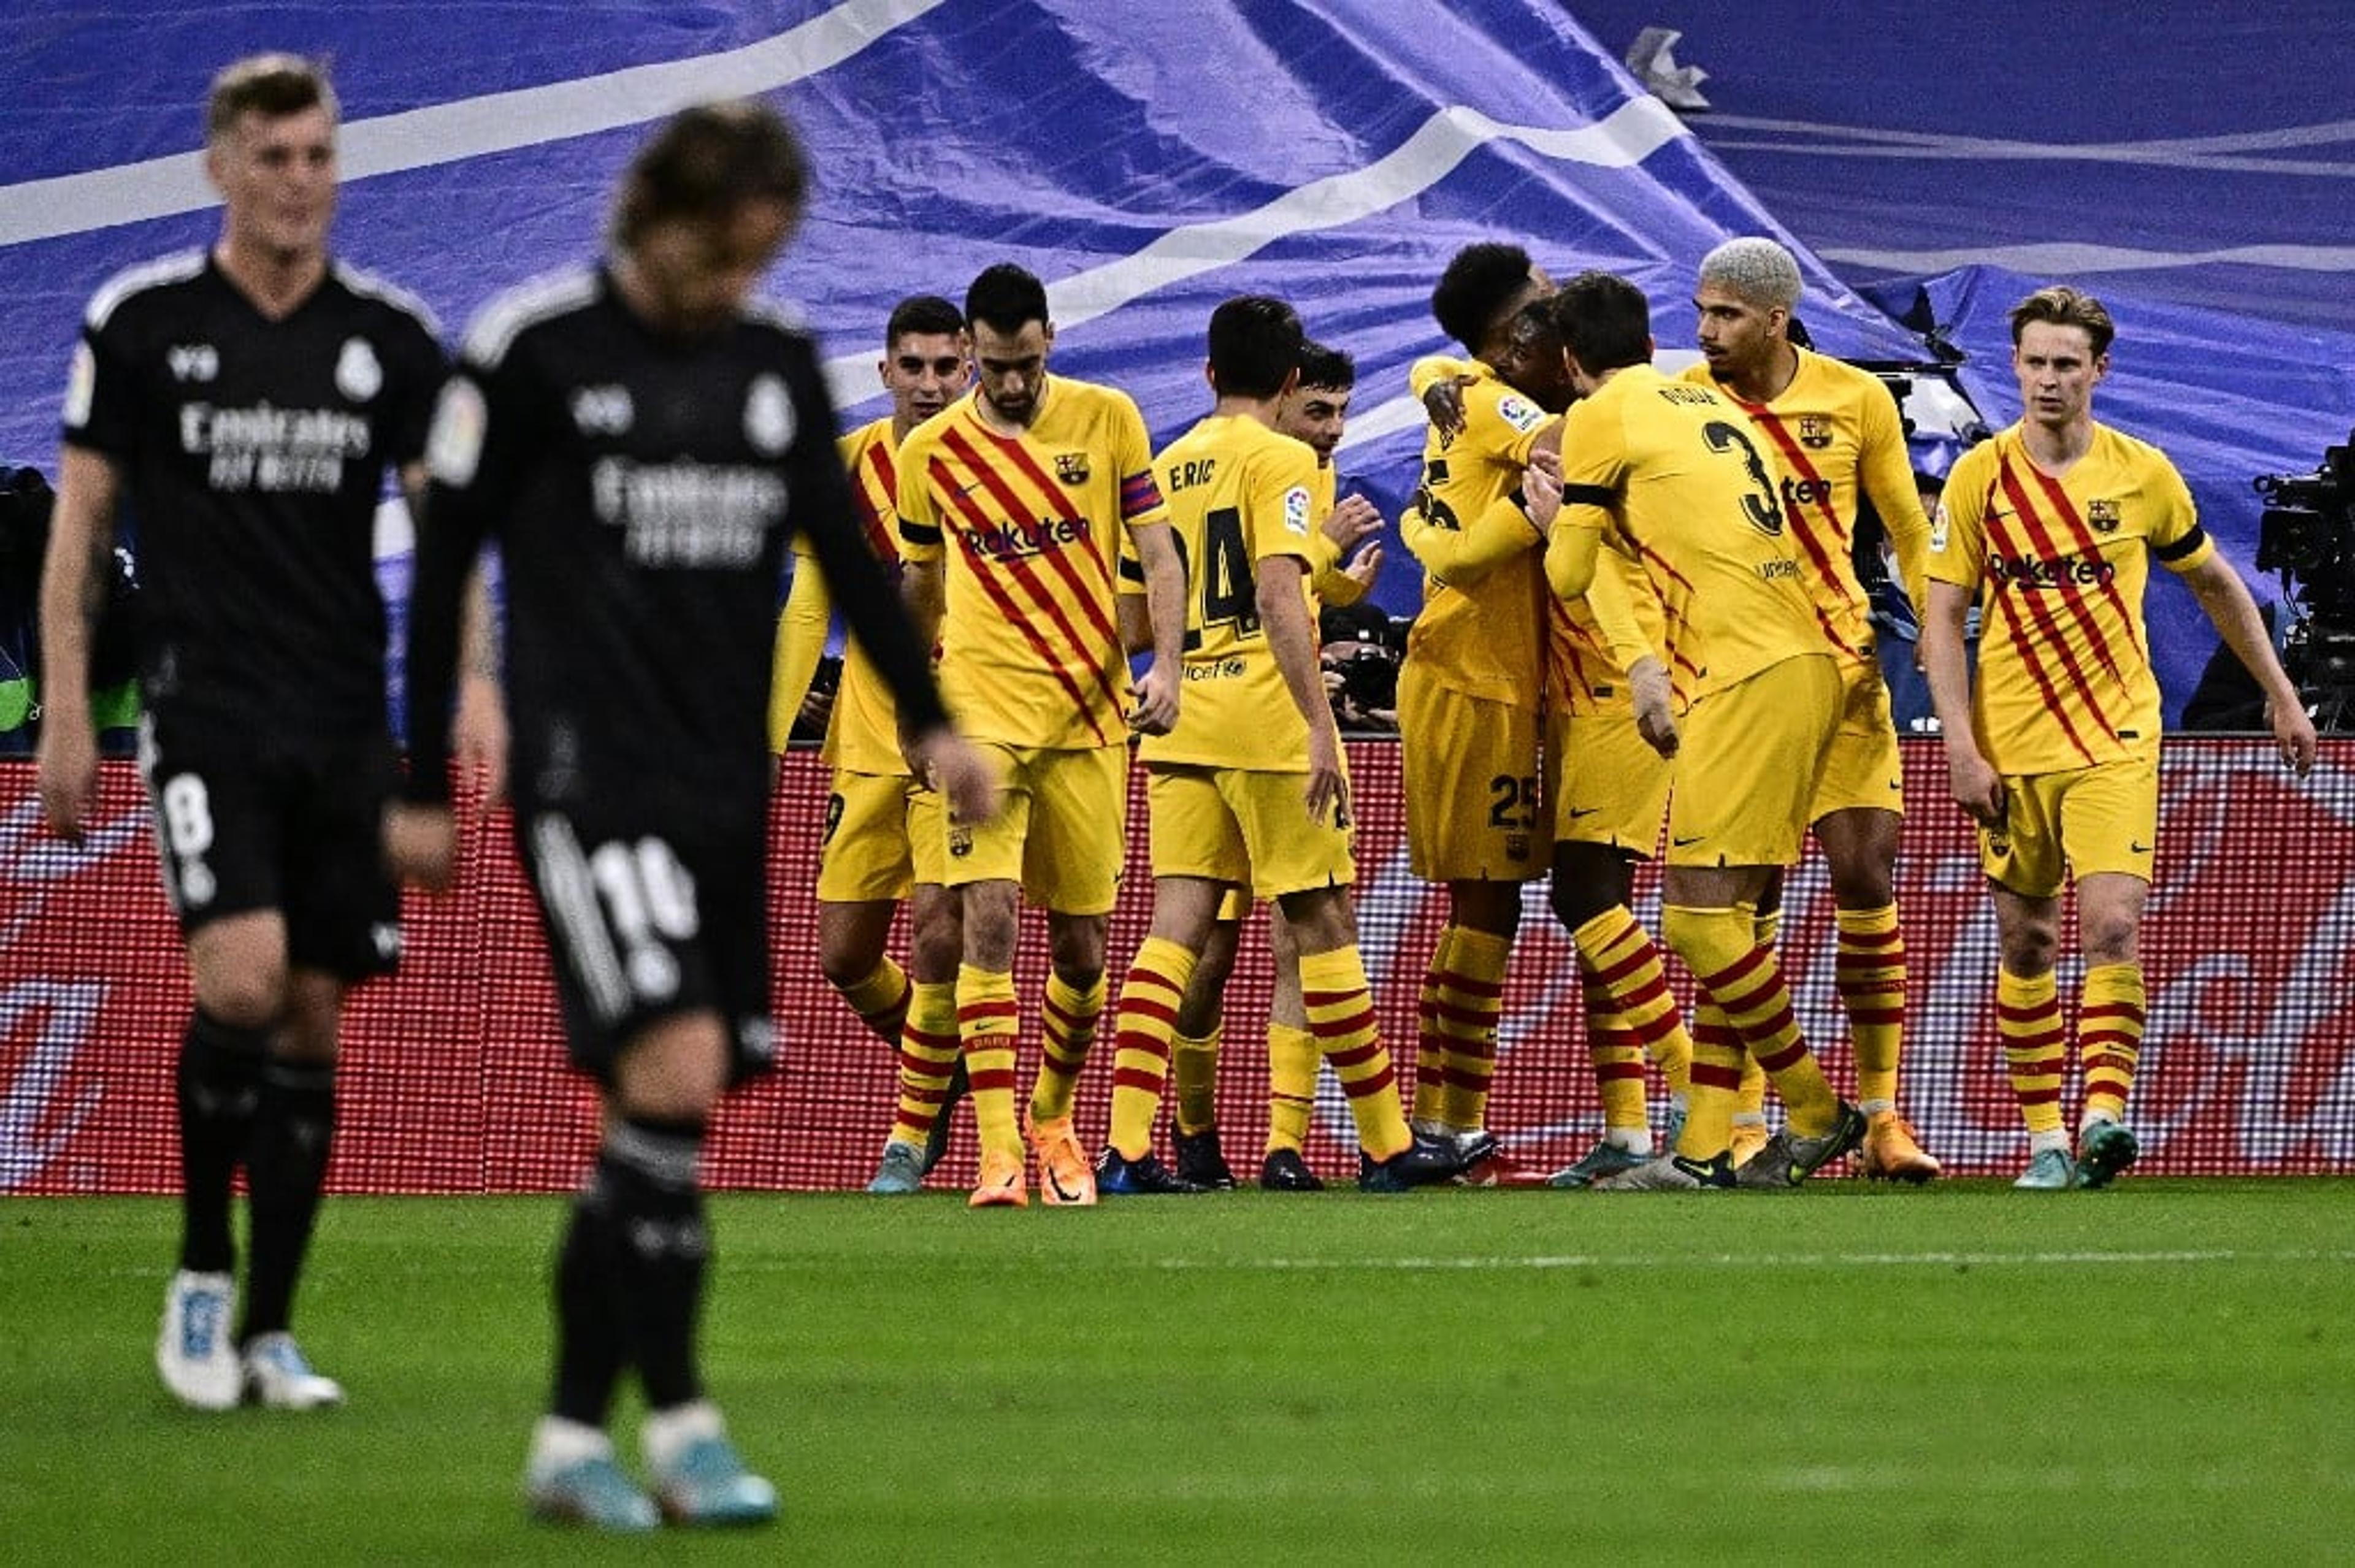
190,963,286,1032
1548,874,1617,933
1999,921,2060,977
612,1015,730,1121
1661,902,1747,977
2080,912,2140,968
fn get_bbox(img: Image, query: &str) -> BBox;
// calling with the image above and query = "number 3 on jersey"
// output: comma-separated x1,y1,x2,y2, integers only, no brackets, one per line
1702,419,1785,537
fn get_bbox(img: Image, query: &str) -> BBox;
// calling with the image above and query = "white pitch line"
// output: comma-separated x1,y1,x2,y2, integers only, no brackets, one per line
1151,1247,2355,1272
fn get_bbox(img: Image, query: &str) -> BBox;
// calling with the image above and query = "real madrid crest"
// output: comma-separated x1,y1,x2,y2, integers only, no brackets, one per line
2088,498,2121,533
745,373,795,455
1055,452,1090,485
1797,414,1832,449
335,337,383,401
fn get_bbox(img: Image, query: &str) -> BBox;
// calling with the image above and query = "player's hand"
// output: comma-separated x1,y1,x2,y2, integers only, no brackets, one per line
35,719,99,844
1525,443,1561,483
908,728,1002,826
1130,660,1179,736
382,801,458,892
1304,722,1349,825
1321,493,1382,553
2270,697,2319,779
1422,374,1477,445
1522,459,1563,535
1342,540,1384,592
454,671,510,809
1628,657,1679,759
1945,748,2006,827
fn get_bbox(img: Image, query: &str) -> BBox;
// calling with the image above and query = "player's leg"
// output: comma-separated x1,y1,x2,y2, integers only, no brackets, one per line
2058,755,2158,1189
1169,901,1243,1189
1812,665,1932,1181
1014,746,1126,1206
1547,842,1680,1186
815,770,920,1047
521,817,775,1529
1101,875,1226,1194
1398,673,1541,1148
162,910,287,1410
1260,906,1324,1190
232,965,348,1410
940,744,1030,1206
870,877,966,1193
1608,660,1859,1191
141,718,288,1409
1980,772,2074,1190
818,899,906,1044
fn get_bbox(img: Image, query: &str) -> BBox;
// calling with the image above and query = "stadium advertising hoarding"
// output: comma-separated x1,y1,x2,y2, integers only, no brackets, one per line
3,741,2351,1194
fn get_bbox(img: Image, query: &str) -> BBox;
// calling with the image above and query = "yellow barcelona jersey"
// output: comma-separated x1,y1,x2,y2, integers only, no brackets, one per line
1682,347,1931,666
1929,421,2210,774
781,416,910,775
1138,415,1322,771
1402,361,1550,709
1544,545,1672,717
1554,364,1826,703
899,377,1168,749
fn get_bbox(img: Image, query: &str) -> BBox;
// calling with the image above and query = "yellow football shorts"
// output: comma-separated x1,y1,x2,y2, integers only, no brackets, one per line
1398,662,1543,883
1664,654,1840,870
1981,749,2159,897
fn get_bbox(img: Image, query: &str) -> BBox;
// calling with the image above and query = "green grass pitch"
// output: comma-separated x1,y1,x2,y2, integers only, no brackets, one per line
6,1182,2353,1564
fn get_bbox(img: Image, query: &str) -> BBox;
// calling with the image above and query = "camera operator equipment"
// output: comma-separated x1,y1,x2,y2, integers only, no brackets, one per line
2254,425,2355,733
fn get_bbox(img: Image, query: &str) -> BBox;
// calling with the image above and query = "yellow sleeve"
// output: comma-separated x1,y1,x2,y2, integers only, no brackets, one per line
1582,548,1660,668
1304,527,1345,576
766,548,832,751
1402,487,1543,587
1312,558,1367,607
895,429,943,559
1926,443,1992,589
1408,353,1480,399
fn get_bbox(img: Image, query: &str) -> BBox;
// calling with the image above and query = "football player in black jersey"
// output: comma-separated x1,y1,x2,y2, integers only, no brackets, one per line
391,101,995,1532
39,54,499,1415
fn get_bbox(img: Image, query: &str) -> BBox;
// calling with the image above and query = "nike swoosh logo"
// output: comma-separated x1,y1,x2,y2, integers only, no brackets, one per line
2129,841,2152,854
1566,806,1599,819
1672,833,1704,847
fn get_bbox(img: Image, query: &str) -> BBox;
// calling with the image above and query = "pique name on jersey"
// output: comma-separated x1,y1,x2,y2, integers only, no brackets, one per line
590,456,784,567
180,400,373,494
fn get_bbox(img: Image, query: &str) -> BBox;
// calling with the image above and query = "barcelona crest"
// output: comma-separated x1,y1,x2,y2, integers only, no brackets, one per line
2088,498,2121,532
1055,452,1090,485
1797,415,1833,449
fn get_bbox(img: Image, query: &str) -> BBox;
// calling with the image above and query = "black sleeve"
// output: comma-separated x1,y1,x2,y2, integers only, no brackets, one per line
402,359,509,804
783,340,949,736
380,308,452,469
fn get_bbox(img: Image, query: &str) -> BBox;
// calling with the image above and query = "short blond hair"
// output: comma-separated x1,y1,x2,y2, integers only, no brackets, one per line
206,55,337,141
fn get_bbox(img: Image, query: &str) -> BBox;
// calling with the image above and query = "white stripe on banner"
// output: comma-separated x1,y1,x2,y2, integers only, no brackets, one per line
1700,113,2355,178
0,0,955,247
1819,240,2355,278
826,95,1693,411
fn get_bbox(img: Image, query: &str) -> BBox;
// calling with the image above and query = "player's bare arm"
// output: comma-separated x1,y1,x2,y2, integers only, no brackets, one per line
34,446,121,841
1255,553,1346,822
1922,578,2004,824
1130,519,1184,735
2181,552,2318,777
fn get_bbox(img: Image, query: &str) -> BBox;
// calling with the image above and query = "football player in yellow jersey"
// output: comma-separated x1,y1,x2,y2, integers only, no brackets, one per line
1410,307,1699,1188
1095,295,1465,1196
1923,285,2313,1191
768,294,973,1194
1396,242,1558,1175
1684,237,1941,1182
898,263,1187,1208
1538,270,1866,1190
1154,338,1386,1192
